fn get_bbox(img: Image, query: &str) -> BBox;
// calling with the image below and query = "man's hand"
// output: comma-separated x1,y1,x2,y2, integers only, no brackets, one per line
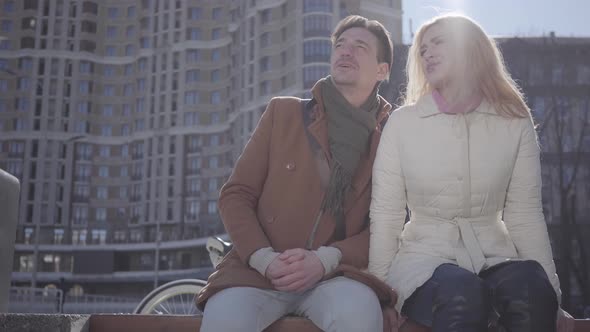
265,250,304,280
268,248,325,293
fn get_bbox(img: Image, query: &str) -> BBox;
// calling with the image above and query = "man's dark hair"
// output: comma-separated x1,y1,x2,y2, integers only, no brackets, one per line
331,15,394,70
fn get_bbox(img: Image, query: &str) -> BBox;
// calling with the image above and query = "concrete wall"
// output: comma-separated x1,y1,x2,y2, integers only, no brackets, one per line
0,169,19,312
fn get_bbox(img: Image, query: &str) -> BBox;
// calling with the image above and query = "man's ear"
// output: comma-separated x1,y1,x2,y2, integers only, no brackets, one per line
377,63,390,82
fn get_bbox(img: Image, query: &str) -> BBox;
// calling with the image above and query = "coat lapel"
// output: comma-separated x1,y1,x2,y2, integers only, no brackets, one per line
307,105,332,164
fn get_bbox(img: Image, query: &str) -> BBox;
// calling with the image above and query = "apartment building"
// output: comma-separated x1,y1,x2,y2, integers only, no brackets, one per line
0,0,402,297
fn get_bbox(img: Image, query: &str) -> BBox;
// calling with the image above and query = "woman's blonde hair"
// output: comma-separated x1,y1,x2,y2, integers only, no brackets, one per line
404,14,530,118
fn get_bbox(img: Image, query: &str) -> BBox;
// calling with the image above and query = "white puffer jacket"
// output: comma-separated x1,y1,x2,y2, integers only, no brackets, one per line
369,94,561,312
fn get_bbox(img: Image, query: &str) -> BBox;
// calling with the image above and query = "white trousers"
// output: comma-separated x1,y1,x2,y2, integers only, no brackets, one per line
200,276,383,332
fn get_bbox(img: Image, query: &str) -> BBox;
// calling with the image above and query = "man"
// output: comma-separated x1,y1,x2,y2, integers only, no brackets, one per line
197,15,395,332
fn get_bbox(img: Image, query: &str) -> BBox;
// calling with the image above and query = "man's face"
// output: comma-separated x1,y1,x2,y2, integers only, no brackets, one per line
330,27,388,93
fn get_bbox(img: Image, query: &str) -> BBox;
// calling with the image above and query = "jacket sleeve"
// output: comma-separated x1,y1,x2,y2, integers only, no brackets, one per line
368,112,408,282
503,117,562,303
331,224,370,269
217,98,278,265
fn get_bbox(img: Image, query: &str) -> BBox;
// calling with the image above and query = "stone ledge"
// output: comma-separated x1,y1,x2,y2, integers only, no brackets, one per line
0,313,90,332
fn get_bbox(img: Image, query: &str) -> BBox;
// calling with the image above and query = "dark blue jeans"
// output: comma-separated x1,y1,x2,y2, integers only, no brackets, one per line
401,260,558,332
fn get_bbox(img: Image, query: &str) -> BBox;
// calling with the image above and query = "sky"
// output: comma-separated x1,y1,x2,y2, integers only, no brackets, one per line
402,0,590,43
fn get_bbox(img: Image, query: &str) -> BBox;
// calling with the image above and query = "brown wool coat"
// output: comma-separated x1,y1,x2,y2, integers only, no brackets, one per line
196,84,408,331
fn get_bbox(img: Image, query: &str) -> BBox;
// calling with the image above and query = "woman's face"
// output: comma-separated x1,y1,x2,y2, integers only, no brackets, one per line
419,23,457,89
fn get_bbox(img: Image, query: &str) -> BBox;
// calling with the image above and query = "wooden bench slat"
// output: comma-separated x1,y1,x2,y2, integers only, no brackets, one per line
88,314,590,332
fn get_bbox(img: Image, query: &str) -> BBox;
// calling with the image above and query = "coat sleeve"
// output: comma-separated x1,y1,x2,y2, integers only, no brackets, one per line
369,112,408,282
503,117,562,302
331,218,370,269
217,98,278,265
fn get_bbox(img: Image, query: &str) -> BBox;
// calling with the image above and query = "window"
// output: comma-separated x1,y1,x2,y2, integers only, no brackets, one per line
137,78,145,92
211,69,220,82
127,6,136,17
3,1,15,12
260,32,269,48
99,166,109,177
260,9,270,24
260,81,270,96
18,78,30,90
75,120,88,133
188,7,201,20
186,69,199,83
79,81,90,94
73,206,88,224
103,85,114,96
101,125,112,136
185,91,199,105
141,37,150,48
106,26,117,38
209,156,219,168
211,91,221,104
77,102,89,113
211,50,220,61
103,65,115,76
210,135,220,146
124,83,133,96
186,200,199,219
187,50,200,62
125,45,134,56
260,56,269,72
208,201,217,215
303,0,332,13
19,58,33,71
119,186,128,198
102,105,113,116
303,65,330,88
187,28,200,40
99,145,111,157
0,39,10,49
212,28,221,40
126,26,135,37
79,61,92,73
208,178,218,192
184,112,198,125
303,14,332,37
106,45,116,56
108,7,119,18
212,7,222,19
95,208,107,222
97,186,108,199
303,39,331,62
1,20,13,32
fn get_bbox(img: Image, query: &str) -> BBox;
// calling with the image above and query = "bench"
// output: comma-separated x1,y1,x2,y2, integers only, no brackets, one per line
89,314,590,332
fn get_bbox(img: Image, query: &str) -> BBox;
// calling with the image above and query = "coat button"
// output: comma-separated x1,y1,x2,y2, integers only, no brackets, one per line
286,162,296,171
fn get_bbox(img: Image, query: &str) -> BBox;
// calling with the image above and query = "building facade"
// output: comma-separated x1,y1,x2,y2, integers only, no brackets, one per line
498,35,590,313
0,0,402,298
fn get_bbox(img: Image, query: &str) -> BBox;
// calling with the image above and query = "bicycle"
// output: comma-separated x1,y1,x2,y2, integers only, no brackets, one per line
133,236,232,315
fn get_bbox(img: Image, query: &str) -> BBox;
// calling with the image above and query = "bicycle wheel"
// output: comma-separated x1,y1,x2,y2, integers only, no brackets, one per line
134,279,206,315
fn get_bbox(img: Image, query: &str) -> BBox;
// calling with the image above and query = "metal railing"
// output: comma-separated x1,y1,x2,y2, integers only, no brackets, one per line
8,287,62,314
7,287,140,314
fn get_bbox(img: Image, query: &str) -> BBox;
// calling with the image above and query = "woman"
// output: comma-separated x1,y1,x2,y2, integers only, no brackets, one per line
369,14,571,331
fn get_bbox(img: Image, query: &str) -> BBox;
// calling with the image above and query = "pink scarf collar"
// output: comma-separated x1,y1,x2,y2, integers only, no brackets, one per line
432,89,483,114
